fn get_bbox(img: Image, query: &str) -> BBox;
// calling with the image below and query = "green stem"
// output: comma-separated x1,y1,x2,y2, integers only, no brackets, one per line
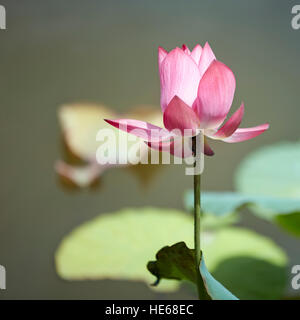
192,135,210,300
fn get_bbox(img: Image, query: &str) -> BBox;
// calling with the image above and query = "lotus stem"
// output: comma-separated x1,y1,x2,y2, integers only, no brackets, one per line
192,135,210,300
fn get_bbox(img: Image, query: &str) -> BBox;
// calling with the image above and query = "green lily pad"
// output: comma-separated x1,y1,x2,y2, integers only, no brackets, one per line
56,208,194,292
236,141,300,198
184,192,239,228
55,208,287,299
205,228,287,300
275,212,300,236
235,141,300,235
211,256,286,300
185,191,300,220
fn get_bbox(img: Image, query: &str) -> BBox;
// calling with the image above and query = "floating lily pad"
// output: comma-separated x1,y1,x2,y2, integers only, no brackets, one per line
236,141,300,198
275,212,300,237
56,208,194,292
235,141,300,235
185,191,300,221
184,192,240,228
55,208,287,298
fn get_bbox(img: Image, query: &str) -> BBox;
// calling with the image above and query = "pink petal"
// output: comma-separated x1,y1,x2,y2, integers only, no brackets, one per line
158,46,168,69
213,103,244,138
195,60,236,129
55,160,127,188
55,160,103,188
191,44,202,65
163,96,200,134
159,47,201,112
198,42,216,78
204,139,214,156
182,44,191,55
146,138,193,158
104,119,174,142
147,136,214,157
222,123,269,143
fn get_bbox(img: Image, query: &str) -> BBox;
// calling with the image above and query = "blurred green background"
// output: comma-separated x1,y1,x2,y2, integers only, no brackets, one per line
0,0,299,299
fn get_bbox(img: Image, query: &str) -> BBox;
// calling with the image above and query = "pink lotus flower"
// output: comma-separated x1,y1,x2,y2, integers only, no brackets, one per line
105,43,269,157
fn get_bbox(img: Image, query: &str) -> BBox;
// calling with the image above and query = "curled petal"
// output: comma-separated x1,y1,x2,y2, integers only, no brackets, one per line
104,119,174,142
191,44,202,65
195,60,236,129
222,123,269,143
163,96,200,135
212,103,244,139
198,42,216,78
159,47,200,112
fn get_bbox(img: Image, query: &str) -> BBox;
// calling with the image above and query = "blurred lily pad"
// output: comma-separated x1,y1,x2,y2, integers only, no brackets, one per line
205,227,287,299
184,191,240,228
55,208,287,298
56,208,194,292
235,141,300,235
211,256,285,300
56,103,163,188
185,191,300,221
275,213,300,237
236,141,300,198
